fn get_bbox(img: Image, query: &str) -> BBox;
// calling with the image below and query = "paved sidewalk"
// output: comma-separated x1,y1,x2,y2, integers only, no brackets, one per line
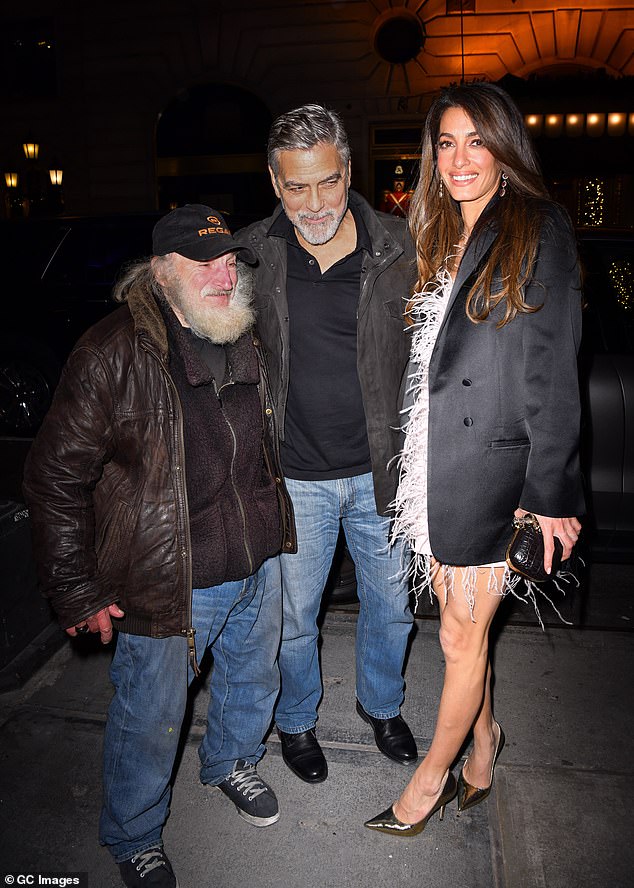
0,606,632,888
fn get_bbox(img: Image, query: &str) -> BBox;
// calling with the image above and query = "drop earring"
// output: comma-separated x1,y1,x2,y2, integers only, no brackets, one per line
439,179,444,198
499,172,508,197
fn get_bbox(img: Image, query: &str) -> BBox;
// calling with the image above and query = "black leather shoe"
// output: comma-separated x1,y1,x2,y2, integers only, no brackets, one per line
356,701,418,765
278,728,328,783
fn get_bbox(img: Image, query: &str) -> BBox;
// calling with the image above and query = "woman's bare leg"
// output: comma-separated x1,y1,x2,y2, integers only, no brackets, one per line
393,564,505,824
462,658,499,788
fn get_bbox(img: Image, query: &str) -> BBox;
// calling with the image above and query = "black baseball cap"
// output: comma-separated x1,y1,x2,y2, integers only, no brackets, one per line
152,204,256,264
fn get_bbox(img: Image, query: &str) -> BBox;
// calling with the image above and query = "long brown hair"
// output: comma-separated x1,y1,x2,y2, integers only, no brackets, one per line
409,82,550,327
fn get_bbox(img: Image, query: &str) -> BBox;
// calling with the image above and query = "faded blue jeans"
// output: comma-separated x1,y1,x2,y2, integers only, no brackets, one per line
99,556,281,862
276,473,412,734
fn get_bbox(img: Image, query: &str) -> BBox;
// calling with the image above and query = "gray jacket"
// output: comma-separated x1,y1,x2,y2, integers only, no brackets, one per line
236,190,417,515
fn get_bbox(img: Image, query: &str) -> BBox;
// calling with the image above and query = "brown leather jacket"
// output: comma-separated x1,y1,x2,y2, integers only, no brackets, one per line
23,273,295,639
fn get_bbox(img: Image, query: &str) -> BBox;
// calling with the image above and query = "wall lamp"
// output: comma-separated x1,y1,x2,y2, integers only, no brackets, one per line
2,138,64,217
22,139,40,161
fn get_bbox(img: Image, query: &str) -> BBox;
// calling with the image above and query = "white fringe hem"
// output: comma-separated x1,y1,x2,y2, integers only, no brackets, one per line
405,550,581,630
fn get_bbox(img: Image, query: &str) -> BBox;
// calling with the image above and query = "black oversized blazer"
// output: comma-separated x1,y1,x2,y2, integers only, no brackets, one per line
422,198,585,566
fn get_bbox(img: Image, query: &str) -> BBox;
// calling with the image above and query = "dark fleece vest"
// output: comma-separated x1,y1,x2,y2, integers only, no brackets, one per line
161,303,282,588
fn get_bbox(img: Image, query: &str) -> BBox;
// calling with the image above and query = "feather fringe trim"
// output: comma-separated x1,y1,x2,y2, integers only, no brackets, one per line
389,266,453,555
405,549,582,629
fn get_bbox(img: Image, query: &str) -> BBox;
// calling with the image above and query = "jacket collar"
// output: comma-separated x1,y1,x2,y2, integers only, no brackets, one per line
447,195,501,306
431,197,501,344
450,220,498,300
127,279,170,361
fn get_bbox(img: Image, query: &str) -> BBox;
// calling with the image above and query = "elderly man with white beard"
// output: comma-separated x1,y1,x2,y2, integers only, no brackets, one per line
23,205,296,888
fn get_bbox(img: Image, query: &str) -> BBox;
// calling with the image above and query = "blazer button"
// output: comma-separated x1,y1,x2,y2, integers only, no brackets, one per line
462,378,472,386
463,417,473,427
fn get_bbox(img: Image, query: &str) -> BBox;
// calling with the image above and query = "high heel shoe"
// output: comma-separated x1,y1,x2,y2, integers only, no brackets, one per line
364,771,457,836
457,722,505,813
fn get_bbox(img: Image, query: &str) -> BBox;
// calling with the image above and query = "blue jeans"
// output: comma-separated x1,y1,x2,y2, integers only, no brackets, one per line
99,557,281,862
276,473,412,734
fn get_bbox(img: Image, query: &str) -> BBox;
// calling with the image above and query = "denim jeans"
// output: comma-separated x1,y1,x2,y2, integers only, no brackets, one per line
99,556,281,862
276,473,412,734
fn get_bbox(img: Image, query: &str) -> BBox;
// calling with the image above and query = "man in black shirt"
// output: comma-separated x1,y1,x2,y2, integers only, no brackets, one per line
238,105,418,783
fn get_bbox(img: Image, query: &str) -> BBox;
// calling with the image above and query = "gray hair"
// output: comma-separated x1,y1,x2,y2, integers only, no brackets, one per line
267,103,351,176
112,258,164,304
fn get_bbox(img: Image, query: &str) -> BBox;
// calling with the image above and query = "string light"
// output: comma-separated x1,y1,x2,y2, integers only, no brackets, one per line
609,261,633,312
581,178,605,227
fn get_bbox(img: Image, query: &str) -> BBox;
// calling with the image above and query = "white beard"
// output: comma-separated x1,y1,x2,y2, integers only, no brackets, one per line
164,266,255,345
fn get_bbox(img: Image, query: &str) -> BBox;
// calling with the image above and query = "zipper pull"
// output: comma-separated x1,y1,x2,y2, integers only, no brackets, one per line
186,627,200,676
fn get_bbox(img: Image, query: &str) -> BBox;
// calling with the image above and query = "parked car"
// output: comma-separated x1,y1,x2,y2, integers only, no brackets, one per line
577,228,634,561
1,217,632,571
0,214,159,435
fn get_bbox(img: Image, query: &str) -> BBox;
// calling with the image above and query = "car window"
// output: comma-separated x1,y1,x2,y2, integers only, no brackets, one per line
44,219,154,288
0,221,71,285
578,237,634,356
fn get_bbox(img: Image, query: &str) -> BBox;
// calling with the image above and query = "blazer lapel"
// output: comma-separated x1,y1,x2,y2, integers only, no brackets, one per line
435,221,499,341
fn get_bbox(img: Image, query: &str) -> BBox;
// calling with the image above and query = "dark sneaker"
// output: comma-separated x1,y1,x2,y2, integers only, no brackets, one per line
215,758,280,827
119,845,179,887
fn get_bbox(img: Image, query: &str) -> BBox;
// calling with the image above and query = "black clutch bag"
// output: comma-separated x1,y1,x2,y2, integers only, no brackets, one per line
506,513,563,583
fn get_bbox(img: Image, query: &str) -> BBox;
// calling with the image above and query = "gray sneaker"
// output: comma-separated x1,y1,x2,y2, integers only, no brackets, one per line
119,845,179,887
215,759,280,827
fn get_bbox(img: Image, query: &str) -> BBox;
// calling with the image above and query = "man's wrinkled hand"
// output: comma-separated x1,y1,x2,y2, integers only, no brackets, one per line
67,603,125,644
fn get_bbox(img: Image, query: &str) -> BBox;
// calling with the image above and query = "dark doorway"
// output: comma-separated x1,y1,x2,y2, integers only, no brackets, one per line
156,83,274,221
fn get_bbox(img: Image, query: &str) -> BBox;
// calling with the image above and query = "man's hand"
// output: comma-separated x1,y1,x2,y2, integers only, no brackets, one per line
67,603,125,644
515,509,581,574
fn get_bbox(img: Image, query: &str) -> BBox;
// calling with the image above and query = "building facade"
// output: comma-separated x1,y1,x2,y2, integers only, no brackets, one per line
1,0,633,223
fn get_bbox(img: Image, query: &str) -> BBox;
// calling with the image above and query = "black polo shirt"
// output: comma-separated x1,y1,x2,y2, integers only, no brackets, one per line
270,201,372,480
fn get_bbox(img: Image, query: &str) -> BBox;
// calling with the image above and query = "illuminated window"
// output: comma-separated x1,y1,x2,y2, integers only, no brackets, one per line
544,114,563,137
565,114,584,137
525,114,543,137
607,113,626,136
586,113,606,137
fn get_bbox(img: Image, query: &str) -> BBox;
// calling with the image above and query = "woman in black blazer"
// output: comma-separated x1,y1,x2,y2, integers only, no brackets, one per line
365,82,584,836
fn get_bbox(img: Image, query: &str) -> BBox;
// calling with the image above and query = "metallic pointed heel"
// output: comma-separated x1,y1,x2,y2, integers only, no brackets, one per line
457,722,505,814
364,771,457,837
